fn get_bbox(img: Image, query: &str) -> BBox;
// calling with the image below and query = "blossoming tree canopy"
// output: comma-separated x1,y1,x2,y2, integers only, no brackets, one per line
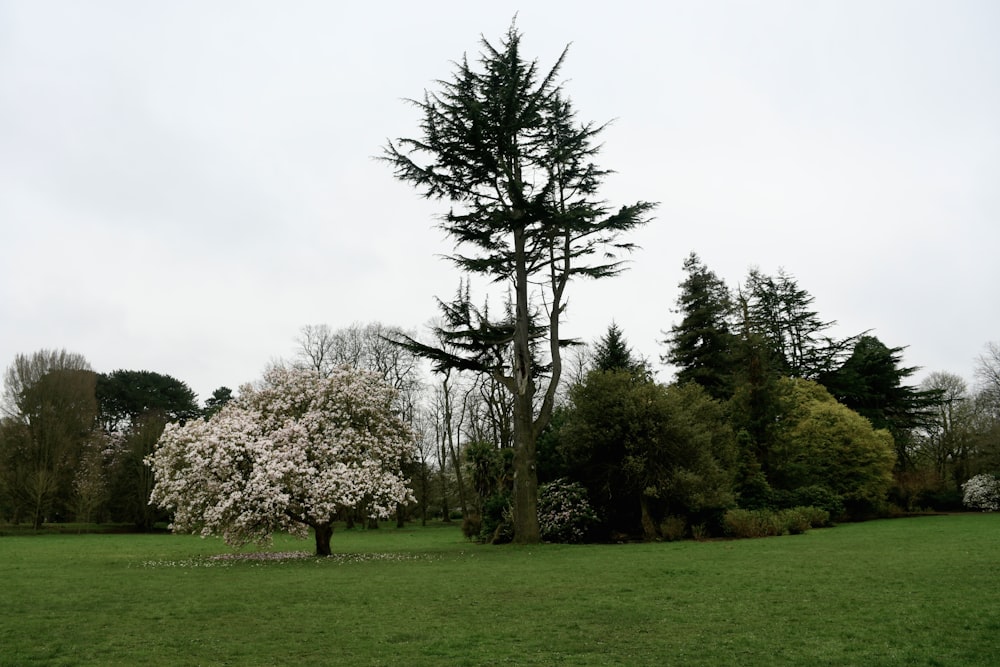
146,366,417,556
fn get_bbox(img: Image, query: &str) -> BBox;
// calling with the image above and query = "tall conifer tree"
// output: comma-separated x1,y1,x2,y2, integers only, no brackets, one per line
663,253,736,399
384,24,654,543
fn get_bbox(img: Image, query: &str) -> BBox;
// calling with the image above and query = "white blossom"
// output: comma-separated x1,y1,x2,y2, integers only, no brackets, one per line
962,473,1000,512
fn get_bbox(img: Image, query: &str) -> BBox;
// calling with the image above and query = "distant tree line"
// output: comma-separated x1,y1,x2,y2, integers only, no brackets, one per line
0,349,228,529
3,296,996,541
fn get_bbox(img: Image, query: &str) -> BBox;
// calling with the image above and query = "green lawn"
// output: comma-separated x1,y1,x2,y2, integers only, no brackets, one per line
1,515,998,666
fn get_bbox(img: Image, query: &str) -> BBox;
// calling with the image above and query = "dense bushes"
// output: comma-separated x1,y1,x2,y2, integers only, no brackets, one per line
555,373,737,540
724,506,830,538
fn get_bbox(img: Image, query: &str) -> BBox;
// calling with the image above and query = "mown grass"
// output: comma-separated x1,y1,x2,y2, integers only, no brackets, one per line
1,515,999,666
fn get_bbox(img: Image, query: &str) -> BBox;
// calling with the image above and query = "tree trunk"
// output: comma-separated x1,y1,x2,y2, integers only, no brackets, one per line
509,226,541,545
314,522,333,556
511,393,540,544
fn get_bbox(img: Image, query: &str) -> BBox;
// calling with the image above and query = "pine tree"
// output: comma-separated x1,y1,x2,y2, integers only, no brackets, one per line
592,323,646,376
741,268,853,380
384,23,654,543
663,253,737,399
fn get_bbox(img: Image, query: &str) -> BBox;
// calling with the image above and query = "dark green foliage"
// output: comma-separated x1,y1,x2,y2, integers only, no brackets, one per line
465,439,512,503
623,382,738,538
534,405,569,484
740,268,853,380
556,370,643,534
480,492,513,544
203,386,233,417
663,253,737,399
592,323,646,376
0,353,212,529
558,372,737,539
728,299,784,473
773,485,845,520
464,439,514,543
0,360,98,527
106,414,171,530
96,369,200,431
732,429,774,510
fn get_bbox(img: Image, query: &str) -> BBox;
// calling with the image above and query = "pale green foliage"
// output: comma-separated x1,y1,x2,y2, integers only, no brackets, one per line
770,378,896,507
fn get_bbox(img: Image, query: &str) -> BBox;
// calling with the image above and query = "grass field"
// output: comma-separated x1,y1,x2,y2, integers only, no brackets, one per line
1,515,999,666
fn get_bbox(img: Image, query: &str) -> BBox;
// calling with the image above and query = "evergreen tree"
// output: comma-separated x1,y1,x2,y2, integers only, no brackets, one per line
592,323,646,376
818,335,943,470
203,386,233,418
384,23,653,543
730,290,783,477
663,253,737,399
741,268,852,380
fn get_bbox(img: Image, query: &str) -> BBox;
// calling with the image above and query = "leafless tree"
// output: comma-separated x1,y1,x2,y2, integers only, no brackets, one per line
0,349,96,527
976,341,1000,406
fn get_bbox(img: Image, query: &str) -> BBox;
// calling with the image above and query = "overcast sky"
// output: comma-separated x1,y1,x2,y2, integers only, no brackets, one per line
2,1,998,403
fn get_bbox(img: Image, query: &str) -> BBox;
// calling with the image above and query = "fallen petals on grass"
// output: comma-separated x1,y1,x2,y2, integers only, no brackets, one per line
136,551,431,568
211,551,312,561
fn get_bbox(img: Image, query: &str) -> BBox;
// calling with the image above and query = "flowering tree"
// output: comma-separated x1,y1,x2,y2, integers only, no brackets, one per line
962,473,1000,512
147,366,417,556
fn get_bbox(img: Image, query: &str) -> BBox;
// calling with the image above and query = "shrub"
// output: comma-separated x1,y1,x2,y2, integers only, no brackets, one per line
773,485,844,520
779,508,812,535
659,515,687,541
919,487,964,512
690,523,709,541
795,505,831,528
537,479,599,544
480,493,512,544
461,513,481,540
723,506,828,539
724,509,781,538
962,474,1000,511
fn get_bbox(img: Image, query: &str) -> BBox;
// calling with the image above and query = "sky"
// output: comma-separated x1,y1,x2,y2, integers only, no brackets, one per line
2,1,998,404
